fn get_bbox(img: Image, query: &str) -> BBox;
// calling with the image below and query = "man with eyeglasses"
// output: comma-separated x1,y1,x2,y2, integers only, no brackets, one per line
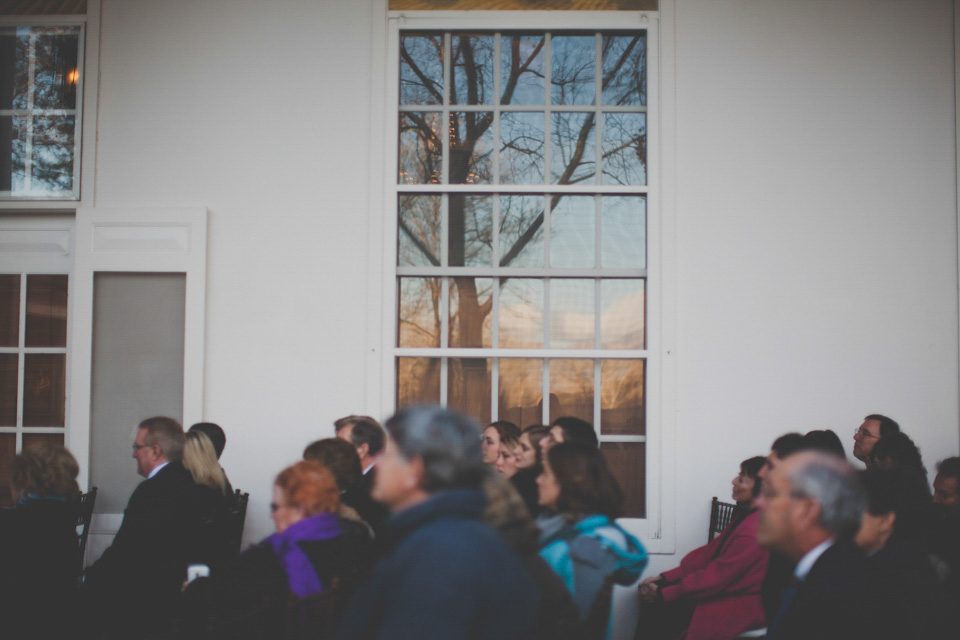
852,413,900,466
83,416,203,639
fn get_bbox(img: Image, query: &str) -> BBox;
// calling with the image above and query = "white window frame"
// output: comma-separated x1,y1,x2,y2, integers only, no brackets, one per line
369,7,676,552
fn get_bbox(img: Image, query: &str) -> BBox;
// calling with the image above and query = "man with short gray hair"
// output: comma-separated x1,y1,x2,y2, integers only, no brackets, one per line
756,450,879,640
334,406,538,640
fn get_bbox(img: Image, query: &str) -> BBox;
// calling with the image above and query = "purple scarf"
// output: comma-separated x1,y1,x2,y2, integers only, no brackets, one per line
266,512,341,598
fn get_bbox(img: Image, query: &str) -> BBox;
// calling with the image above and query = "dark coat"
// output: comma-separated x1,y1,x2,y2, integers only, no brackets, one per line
511,466,542,518
869,539,950,640
83,461,205,638
333,489,539,640
343,467,389,539
0,497,79,638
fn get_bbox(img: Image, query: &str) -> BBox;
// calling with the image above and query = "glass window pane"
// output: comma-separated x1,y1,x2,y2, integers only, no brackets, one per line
22,432,64,450
0,29,24,110
451,34,494,105
549,358,593,423
500,112,545,184
550,280,595,349
450,112,494,184
28,114,75,193
397,357,440,408
450,278,492,348
33,31,79,110
25,274,67,348
0,274,20,346
0,353,16,426
448,358,491,424
601,442,645,517
498,358,543,427
601,196,646,268
499,195,545,268
0,433,15,507
499,278,543,348
602,113,646,185
551,35,595,106
551,112,595,184
398,194,442,267
600,359,645,435
449,194,492,266
501,34,545,105
23,353,65,427
600,279,644,350
399,112,442,184
398,278,442,348
551,195,595,268
601,33,646,107
400,33,444,105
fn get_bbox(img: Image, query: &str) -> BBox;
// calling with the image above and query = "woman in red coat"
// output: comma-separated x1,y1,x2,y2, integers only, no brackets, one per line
635,457,769,640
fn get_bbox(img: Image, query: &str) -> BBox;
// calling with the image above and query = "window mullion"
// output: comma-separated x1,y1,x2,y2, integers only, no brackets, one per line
442,33,451,185
594,33,602,186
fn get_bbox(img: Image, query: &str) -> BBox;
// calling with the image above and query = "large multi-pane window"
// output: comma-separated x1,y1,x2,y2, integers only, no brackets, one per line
0,24,83,199
393,30,652,516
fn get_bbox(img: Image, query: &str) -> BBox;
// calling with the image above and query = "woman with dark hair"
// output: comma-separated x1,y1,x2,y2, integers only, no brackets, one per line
303,438,374,536
512,425,551,517
181,461,373,638
1,442,81,638
635,456,769,640
483,420,520,465
537,442,648,638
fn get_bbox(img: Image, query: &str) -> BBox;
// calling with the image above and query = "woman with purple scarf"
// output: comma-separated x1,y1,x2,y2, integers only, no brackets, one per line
179,461,373,639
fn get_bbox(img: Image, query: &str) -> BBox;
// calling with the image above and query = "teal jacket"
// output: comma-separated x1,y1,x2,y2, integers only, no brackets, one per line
538,513,648,638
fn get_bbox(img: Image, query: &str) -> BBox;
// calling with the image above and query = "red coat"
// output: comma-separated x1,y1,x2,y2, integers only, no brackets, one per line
660,510,768,640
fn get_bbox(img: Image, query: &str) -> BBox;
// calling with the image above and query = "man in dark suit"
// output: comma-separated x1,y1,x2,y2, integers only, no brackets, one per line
756,450,878,640
83,417,203,639
335,414,389,535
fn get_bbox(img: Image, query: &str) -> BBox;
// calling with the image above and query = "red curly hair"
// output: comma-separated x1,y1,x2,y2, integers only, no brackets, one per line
274,460,340,516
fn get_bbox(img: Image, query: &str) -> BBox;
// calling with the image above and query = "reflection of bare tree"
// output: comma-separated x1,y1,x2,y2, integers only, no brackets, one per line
398,32,647,407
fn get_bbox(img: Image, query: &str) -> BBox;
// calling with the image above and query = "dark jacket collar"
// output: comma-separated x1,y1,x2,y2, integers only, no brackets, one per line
382,489,486,552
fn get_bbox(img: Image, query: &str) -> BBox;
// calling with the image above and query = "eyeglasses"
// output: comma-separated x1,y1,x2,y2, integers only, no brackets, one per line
854,427,879,439
132,442,151,452
270,502,292,513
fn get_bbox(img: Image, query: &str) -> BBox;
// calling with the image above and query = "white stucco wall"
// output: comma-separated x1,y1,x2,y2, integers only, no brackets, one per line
85,1,958,638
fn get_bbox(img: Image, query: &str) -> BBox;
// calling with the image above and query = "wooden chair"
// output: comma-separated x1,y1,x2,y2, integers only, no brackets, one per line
229,488,250,557
708,496,736,542
76,486,97,574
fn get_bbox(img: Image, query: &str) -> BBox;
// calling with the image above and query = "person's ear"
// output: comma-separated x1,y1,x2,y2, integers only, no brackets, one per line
408,456,426,490
357,442,370,461
794,497,821,529
878,511,896,536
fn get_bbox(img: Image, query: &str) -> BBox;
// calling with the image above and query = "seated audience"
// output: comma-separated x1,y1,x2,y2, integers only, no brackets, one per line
334,415,389,536
929,456,960,618
0,442,81,639
482,420,520,465
303,437,374,536
801,429,845,458
334,406,538,640
852,413,900,467
496,430,522,479
542,416,599,451
181,461,373,639
183,430,235,571
869,431,926,476
635,457,768,640
511,424,551,517
188,422,233,494
537,442,648,638
856,465,947,638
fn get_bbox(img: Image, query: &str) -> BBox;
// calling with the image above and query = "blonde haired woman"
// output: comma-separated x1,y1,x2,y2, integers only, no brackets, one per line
184,430,228,494
183,430,233,570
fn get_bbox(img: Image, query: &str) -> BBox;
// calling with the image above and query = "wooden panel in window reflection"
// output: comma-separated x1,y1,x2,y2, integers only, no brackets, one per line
600,359,645,435
450,278,492,348
451,34,494,105
549,359,593,424
0,433,14,507
400,33,443,105
549,280,595,349
602,113,646,185
601,196,645,269
0,274,19,346
499,195,545,268
449,112,494,185
0,353,17,426
23,432,64,451
601,34,646,107
551,112,595,184
448,358,491,424
499,279,543,348
551,35,595,106
600,279,644,350
396,357,440,408
399,112,442,184
398,278,442,348
551,196,595,268
498,358,543,428
500,112,545,184
501,35,545,105
398,194,442,267
601,441,645,518
449,194,492,267
23,353,65,426
25,274,68,347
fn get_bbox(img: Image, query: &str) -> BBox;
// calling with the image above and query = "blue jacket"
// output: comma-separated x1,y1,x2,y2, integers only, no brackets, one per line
334,489,539,640
538,513,648,637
